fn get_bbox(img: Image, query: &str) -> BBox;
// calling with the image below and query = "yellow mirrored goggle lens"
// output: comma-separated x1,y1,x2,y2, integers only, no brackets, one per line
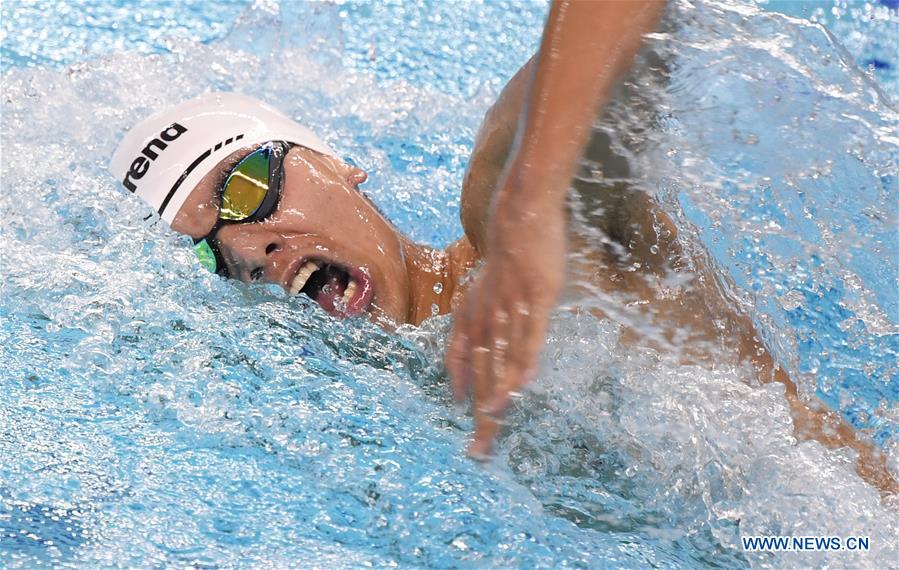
220,148,270,221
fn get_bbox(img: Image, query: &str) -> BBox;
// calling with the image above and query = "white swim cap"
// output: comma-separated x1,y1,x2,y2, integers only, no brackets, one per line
109,92,336,224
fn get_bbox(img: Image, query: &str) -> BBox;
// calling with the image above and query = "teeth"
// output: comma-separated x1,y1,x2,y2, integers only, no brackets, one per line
341,279,358,307
289,261,321,295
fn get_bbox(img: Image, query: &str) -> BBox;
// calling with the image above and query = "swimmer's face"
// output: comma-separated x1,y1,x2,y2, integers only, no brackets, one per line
171,145,412,324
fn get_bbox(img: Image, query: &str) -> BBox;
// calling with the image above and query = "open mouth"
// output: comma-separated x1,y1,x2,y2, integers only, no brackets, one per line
287,258,374,318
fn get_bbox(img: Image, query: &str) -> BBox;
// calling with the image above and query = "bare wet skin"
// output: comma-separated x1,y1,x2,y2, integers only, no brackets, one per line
448,41,899,494
171,144,479,327
167,104,897,496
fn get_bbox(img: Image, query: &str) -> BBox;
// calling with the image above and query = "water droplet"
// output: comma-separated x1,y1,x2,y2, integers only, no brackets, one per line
433,282,443,294
650,245,659,255
431,303,440,316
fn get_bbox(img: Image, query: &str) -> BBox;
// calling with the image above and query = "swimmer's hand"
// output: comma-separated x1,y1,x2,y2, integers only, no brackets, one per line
447,179,565,458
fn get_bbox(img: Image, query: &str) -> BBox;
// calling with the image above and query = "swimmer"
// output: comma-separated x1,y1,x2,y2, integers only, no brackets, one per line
109,1,896,495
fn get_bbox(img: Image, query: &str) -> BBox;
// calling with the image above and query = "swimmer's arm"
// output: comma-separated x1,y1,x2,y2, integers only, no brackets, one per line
743,335,899,494
646,221,899,494
586,173,898,492
460,0,664,253
449,0,666,456
488,0,665,224
460,2,896,494
648,217,898,494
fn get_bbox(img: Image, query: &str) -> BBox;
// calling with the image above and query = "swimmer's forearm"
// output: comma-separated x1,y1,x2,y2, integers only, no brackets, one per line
463,1,664,249
497,0,664,213
744,335,899,494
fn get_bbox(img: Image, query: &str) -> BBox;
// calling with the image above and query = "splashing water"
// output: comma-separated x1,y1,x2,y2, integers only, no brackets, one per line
1,0,897,567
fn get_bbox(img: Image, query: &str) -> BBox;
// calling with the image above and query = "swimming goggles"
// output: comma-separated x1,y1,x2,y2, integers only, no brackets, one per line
193,141,292,277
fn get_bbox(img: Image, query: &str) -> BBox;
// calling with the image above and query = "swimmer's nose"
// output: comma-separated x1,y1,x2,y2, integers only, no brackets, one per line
216,226,283,282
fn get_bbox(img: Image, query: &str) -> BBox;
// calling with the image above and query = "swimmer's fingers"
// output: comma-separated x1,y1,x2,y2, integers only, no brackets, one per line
447,274,493,402
468,332,501,459
448,273,502,457
486,289,548,417
469,405,501,459
446,287,474,402
468,289,514,458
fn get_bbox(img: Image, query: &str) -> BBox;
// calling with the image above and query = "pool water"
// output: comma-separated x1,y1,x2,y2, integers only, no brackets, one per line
1,0,897,568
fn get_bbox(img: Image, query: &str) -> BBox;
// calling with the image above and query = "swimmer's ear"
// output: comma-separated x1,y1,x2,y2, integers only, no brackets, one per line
336,156,368,187
343,156,368,186
320,153,368,187
346,165,368,187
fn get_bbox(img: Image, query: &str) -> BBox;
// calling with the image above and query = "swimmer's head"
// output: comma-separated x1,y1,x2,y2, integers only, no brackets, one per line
109,93,337,224
110,93,419,323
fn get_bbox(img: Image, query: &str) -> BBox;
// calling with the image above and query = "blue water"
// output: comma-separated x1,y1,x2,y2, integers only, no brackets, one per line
2,0,897,568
